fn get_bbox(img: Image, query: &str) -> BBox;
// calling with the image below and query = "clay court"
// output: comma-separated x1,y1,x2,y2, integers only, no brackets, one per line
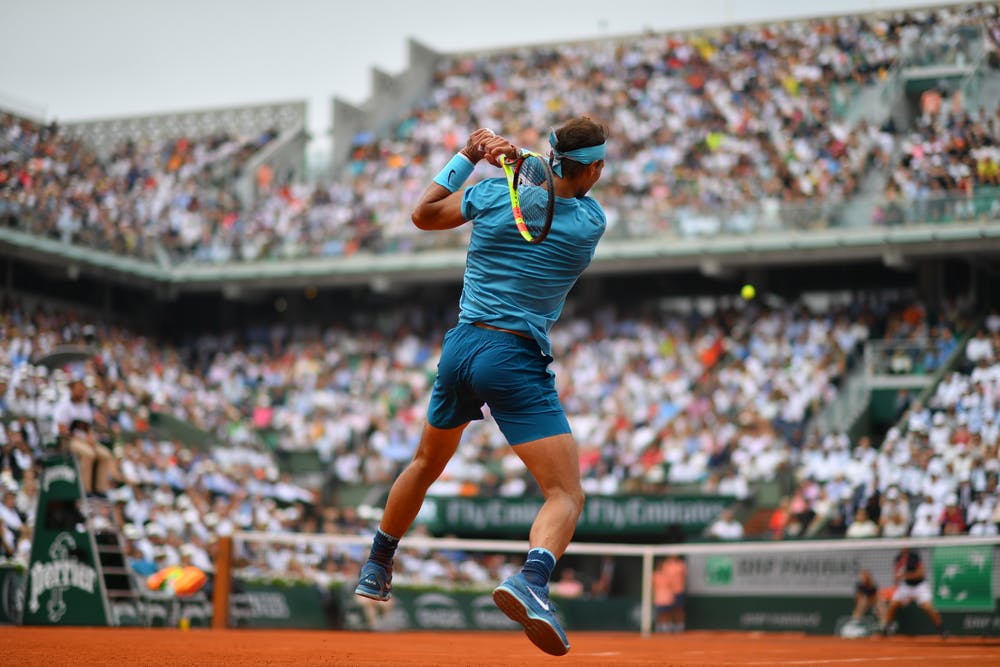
4,628,999,666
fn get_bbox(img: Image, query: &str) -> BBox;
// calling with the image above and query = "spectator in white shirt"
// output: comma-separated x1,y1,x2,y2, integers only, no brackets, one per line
910,495,942,537
880,506,911,538
0,490,25,558
967,492,998,536
966,330,994,365
846,508,880,538
880,486,911,527
706,508,744,540
986,310,1000,335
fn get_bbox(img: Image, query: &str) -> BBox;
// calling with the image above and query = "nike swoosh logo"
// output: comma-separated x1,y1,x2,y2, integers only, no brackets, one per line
527,587,550,611
447,169,456,184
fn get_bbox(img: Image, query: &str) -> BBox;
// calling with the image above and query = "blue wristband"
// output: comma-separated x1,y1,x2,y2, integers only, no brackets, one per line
433,153,476,192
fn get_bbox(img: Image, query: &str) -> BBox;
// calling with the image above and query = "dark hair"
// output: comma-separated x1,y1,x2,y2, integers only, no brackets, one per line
552,115,609,179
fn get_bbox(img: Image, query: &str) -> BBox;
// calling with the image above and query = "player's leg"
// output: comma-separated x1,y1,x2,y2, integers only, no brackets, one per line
658,599,679,633
472,329,582,558
881,598,902,635
919,602,946,636
875,597,889,627
380,422,467,537
355,422,466,601
674,594,686,632
356,324,482,602
514,432,584,557
467,327,580,654
915,582,946,637
493,432,583,656
851,593,870,620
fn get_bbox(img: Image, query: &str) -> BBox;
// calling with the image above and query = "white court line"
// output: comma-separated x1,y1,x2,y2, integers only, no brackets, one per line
743,656,984,665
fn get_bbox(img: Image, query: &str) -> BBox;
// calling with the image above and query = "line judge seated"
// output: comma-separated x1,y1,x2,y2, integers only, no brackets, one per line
52,377,115,498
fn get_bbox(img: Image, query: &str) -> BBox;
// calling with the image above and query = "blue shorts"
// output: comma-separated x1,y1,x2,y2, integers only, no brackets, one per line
655,594,685,613
427,323,570,445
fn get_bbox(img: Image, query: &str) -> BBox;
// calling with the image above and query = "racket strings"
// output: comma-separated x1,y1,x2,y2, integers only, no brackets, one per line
516,157,553,236
516,185,551,235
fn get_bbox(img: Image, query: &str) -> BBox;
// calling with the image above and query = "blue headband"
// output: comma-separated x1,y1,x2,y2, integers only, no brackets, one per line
548,130,606,177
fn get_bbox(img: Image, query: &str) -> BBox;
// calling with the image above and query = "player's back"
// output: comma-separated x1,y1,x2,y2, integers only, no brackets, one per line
458,178,606,352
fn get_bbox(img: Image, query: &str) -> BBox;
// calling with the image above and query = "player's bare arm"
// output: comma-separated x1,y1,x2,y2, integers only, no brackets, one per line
411,128,515,230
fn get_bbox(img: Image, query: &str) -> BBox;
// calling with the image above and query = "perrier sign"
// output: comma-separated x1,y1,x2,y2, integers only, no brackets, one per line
23,456,109,626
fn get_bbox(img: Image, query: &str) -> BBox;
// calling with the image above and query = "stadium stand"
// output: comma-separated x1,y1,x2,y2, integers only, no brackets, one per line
0,288,993,584
1,5,997,265
0,2,999,635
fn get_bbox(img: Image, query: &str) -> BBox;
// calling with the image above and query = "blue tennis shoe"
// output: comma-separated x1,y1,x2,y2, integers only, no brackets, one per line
354,560,392,602
493,573,570,656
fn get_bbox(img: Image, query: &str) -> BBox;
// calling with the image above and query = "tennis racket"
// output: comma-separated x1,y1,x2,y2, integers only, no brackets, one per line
499,149,555,244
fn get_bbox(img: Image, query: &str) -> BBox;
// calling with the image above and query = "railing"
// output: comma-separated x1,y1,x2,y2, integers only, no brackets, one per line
809,329,971,437
808,360,870,437
842,57,905,127
863,339,949,379
2,187,998,270
602,188,1000,243
61,100,308,159
958,46,996,113
886,320,982,438
899,23,985,69
235,121,308,206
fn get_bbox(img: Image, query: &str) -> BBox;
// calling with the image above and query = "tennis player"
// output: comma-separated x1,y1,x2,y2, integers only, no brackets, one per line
355,116,609,656
880,547,947,637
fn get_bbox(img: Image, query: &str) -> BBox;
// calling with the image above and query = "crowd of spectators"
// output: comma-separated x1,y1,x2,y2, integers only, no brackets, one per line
767,311,1000,541
3,288,990,594
876,89,1000,226
2,5,996,265
0,112,277,261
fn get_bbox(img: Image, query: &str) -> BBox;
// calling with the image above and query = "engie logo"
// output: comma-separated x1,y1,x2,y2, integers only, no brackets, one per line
28,532,97,622
472,594,517,629
413,593,467,629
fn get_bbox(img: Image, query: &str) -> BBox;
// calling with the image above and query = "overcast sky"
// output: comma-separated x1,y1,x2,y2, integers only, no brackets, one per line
0,0,965,154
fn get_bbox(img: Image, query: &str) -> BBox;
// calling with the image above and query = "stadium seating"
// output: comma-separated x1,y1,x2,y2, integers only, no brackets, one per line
2,288,996,589
1,5,996,264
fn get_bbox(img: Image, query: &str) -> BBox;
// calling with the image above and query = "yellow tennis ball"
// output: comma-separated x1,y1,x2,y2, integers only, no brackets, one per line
741,284,756,300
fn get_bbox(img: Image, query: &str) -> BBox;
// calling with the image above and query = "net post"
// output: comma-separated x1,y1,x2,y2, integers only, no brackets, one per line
640,547,654,638
212,535,233,629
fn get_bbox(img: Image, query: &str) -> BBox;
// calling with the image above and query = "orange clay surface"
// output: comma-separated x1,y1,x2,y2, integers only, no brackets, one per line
4,627,1000,667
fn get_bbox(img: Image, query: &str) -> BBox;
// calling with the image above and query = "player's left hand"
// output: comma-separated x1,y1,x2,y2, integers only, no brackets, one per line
461,128,498,164
481,136,518,167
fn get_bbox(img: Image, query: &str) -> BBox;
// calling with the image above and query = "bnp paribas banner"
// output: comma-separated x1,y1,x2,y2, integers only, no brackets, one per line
686,543,999,636
692,550,868,596
932,545,995,611
417,495,735,538
690,544,999,605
